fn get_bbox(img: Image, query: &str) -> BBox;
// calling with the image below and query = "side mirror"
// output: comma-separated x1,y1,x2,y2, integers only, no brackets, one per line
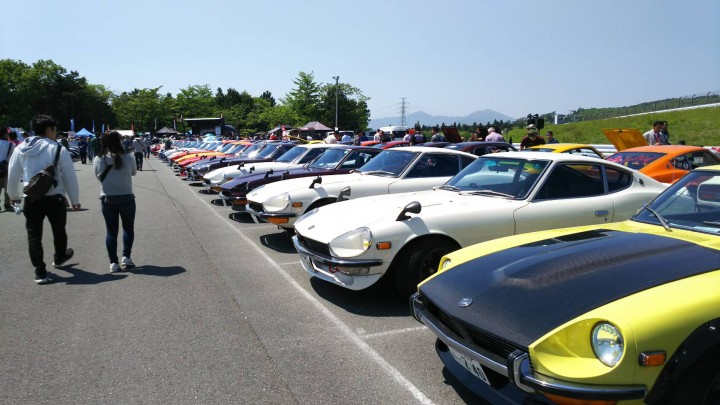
337,186,351,202
281,171,290,180
396,201,421,221
310,176,322,189
237,162,244,169
264,169,274,178
249,166,255,173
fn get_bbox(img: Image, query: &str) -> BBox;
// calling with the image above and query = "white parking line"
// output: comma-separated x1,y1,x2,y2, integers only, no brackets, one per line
359,326,428,340
204,195,435,404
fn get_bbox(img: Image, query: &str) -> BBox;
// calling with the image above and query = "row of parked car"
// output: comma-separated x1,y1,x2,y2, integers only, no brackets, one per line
157,137,720,404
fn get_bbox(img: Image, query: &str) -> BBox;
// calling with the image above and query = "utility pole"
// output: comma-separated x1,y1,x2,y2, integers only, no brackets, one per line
332,76,339,130
399,97,407,126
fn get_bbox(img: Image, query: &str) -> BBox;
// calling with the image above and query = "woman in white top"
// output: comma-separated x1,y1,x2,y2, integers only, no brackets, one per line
94,131,137,273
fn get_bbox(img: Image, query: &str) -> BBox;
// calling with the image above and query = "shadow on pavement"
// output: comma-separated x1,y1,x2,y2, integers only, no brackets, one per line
259,232,295,254
50,264,186,284
229,212,257,224
308,276,408,317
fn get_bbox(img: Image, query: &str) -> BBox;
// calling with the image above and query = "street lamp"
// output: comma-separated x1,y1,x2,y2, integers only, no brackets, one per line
332,76,339,130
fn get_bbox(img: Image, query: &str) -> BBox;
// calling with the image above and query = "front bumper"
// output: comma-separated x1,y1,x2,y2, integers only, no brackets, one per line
410,293,646,403
245,203,297,228
292,235,385,290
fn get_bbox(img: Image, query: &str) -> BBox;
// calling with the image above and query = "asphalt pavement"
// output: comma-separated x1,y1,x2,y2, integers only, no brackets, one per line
0,155,482,404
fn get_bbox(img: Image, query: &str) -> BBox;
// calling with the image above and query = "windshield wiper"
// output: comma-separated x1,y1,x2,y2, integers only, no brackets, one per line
461,189,514,198
702,221,720,227
642,204,672,232
362,170,396,176
436,185,461,192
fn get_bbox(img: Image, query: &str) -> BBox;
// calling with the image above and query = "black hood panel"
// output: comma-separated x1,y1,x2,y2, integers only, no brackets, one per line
420,230,720,348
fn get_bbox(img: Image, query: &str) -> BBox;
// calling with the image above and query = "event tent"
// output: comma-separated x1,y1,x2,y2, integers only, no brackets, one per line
75,128,94,137
299,121,332,131
155,126,178,135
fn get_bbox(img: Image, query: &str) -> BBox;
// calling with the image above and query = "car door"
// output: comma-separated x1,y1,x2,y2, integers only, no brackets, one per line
388,153,464,193
513,162,616,234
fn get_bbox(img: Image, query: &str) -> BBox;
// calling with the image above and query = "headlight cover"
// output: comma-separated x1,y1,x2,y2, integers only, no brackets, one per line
329,228,373,258
591,322,624,367
263,192,290,212
439,258,452,271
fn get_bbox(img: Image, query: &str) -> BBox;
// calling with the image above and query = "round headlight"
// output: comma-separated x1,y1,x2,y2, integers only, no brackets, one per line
328,228,373,258
263,192,290,212
591,322,624,367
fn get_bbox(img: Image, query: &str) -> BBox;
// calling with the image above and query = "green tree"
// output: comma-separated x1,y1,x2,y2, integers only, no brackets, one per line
281,71,321,124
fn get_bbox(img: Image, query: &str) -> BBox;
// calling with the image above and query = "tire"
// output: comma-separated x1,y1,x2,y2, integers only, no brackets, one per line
392,238,458,298
663,350,720,405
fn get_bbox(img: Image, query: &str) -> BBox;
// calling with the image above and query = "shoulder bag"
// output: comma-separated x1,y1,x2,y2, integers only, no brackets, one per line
23,143,62,201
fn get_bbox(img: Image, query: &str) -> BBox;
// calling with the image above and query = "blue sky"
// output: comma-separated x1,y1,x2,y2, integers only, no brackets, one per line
2,0,718,120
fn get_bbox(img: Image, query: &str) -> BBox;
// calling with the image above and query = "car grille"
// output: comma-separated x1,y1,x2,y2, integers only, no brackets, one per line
248,202,263,212
296,232,331,256
425,298,525,361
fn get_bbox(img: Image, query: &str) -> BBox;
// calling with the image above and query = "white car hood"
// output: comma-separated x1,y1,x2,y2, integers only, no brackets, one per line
294,189,523,243
204,161,299,184
247,172,370,202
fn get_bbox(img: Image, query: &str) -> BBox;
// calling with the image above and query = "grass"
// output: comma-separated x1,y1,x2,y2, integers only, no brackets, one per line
470,106,720,146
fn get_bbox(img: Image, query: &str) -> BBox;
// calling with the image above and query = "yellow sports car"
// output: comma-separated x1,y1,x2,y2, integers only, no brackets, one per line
411,165,720,404
529,143,606,158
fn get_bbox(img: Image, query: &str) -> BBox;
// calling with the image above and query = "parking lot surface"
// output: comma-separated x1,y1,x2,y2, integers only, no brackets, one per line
0,157,483,404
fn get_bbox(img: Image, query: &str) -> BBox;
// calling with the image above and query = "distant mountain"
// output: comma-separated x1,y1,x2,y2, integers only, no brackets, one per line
369,109,515,130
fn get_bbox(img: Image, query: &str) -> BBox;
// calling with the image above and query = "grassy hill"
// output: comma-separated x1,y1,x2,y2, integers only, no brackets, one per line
500,106,720,147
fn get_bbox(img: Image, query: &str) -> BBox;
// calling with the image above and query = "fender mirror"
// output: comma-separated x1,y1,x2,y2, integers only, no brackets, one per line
264,169,274,178
310,176,322,189
337,186,351,202
396,201,421,221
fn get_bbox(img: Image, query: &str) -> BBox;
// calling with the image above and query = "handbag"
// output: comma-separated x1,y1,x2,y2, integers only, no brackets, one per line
23,143,61,201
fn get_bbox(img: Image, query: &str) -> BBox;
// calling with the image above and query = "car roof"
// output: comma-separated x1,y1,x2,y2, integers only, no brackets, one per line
387,145,477,158
529,143,599,151
491,151,611,163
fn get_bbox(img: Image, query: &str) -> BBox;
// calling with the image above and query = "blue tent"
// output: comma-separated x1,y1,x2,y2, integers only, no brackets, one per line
75,128,94,137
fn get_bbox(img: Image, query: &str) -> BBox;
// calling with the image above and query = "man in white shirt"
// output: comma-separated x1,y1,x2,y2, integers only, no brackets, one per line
324,130,339,144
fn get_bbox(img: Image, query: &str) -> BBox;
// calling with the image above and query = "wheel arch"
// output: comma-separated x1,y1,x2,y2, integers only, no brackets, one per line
646,317,720,403
388,233,462,276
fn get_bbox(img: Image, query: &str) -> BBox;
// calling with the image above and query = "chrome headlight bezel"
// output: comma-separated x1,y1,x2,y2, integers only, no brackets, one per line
263,192,290,212
328,227,373,258
591,322,624,367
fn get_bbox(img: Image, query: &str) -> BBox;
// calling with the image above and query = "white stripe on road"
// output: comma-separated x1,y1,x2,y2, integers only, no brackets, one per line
359,326,428,340
203,195,435,404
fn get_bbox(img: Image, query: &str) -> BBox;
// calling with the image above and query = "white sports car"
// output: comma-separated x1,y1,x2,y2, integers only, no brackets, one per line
245,146,478,230
291,152,668,296
202,143,339,192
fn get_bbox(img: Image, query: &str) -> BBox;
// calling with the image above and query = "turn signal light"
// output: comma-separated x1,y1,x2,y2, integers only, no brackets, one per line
376,242,392,250
543,394,616,405
292,202,303,208
639,351,666,367
268,217,289,224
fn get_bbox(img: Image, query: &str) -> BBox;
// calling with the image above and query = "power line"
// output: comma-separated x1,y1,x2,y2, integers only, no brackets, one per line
399,97,407,126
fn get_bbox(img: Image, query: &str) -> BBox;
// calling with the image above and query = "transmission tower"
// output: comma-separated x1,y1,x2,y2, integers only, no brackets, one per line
399,97,408,126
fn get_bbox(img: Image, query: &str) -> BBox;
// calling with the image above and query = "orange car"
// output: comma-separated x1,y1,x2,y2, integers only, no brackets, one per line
606,145,720,183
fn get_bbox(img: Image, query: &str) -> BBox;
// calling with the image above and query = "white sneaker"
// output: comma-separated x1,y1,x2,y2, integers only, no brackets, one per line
109,263,120,273
121,256,135,268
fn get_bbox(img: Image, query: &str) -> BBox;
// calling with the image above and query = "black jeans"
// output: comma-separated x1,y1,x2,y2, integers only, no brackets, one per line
134,152,144,170
101,195,136,264
23,195,68,278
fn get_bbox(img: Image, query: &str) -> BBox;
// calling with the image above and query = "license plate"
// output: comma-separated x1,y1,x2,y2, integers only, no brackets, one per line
449,348,490,385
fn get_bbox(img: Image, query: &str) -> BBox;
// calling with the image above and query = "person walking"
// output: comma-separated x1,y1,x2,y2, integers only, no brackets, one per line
132,135,146,170
0,126,15,211
90,134,101,161
94,131,137,273
144,137,152,159
7,114,81,285
77,137,88,164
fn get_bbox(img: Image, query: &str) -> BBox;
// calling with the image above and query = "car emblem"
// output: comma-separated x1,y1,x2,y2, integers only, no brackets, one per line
458,298,473,308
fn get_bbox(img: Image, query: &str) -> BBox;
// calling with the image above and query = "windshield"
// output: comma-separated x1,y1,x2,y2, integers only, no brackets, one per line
276,146,308,163
256,144,284,158
238,144,263,158
225,144,247,154
633,171,720,235
216,143,235,153
444,156,550,199
358,150,418,176
606,151,664,170
309,148,349,168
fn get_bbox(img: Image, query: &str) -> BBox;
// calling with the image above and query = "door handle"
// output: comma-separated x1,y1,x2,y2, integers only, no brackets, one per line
595,210,609,216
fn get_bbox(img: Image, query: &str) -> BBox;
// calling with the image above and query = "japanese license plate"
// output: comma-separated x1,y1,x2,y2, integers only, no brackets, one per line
449,347,490,385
